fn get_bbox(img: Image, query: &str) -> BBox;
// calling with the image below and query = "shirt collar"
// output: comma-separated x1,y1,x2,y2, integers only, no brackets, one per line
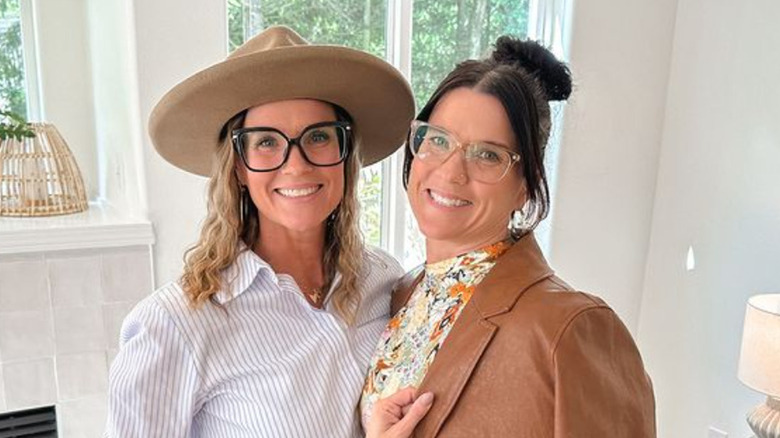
392,233,553,317
214,242,278,304
424,239,513,278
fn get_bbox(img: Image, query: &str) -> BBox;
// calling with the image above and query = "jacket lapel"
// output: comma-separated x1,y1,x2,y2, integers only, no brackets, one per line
390,264,424,315
413,302,497,437
397,233,555,437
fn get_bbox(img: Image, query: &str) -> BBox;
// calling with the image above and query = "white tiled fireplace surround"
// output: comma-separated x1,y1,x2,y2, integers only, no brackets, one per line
0,206,155,437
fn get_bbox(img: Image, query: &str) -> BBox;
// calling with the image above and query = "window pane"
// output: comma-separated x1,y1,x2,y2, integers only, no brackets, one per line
358,162,383,245
227,0,387,245
411,0,529,107
404,0,530,267
0,0,28,118
228,0,386,57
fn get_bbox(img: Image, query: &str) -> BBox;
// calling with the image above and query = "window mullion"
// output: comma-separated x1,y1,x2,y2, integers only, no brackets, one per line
528,0,571,59
528,0,572,257
19,0,42,120
381,0,413,260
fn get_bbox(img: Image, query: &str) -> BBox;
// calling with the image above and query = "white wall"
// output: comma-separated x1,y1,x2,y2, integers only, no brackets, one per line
637,0,780,436
130,0,227,284
549,0,680,332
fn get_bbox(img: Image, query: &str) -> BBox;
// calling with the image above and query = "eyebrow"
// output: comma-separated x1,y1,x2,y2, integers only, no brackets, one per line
238,120,340,138
428,122,514,151
478,140,514,151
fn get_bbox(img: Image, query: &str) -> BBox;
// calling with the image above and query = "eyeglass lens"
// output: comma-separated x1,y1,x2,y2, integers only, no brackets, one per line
410,122,516,183
238,124,347,171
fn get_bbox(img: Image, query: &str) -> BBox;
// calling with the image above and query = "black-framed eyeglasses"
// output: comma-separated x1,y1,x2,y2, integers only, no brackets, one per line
408,121,521,184
232,121,351,172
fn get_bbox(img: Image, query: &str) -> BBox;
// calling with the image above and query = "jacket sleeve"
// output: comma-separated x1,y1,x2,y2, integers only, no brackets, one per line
104,297,202,438
551,307,656,438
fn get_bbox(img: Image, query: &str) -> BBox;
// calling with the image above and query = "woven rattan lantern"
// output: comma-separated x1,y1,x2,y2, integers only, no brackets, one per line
0,122,88,216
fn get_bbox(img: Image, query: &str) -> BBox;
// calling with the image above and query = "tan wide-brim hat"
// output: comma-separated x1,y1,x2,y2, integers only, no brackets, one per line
148,25,415,177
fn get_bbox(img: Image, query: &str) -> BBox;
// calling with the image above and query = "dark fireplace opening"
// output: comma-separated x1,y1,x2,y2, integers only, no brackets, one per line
0,405,57,438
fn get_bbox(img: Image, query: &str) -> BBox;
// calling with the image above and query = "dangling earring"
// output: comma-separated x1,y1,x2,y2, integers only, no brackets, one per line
510,208,525,238
239,185,250,223
327,208,339,226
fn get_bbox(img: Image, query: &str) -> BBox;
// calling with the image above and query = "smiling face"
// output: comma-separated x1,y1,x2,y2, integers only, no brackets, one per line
236,99,345,236
407,87,527,262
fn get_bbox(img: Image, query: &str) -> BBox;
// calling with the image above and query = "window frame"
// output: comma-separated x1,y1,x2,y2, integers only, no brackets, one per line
17,0,41,121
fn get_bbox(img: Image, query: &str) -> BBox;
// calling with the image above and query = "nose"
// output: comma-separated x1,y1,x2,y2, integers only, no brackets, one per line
436,148,469,184
280,144,313,175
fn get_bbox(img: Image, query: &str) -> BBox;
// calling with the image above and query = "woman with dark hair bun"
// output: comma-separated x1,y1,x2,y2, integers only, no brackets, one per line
361,36,656,437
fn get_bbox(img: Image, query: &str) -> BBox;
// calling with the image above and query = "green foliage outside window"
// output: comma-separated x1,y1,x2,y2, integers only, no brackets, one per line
0,0,27,118
411,0,529,107
228,0,387,57
358,165,383,245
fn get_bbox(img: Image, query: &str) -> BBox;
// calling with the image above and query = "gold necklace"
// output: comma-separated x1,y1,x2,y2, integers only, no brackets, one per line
305,286,322,305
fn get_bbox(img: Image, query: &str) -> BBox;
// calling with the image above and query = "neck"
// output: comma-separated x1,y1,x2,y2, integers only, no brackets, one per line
425,231,511,264
253,218,327,284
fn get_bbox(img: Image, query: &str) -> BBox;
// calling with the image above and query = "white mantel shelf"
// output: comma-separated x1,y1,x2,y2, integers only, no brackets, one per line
0,203,155,255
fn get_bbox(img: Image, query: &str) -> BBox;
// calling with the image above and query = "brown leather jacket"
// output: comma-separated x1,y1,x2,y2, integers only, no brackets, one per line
391,233,656,437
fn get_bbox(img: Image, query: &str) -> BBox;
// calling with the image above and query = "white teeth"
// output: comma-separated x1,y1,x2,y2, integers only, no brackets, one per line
277,186,320,198
429,190,469,207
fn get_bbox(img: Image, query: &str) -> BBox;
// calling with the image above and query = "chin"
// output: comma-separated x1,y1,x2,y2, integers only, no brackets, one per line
417,222,463,243
260,210,330,234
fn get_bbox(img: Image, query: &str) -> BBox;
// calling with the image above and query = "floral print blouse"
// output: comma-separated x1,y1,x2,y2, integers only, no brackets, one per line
360,240,513,427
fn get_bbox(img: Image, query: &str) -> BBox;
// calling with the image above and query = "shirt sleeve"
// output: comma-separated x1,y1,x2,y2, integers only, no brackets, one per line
105,297,202,438
552,307,656,438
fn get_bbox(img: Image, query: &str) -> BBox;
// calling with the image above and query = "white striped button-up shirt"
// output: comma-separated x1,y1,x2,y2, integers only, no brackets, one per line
105,245,403,438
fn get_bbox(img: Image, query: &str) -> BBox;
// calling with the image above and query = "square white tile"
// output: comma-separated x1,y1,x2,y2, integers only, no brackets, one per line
101,247,153,303
0,310,56,361
47,254,102,308
102,302,135,349
2,358,57,411
56,352,108,400
57,394,108,438
0,259,50,312
53,306,106,354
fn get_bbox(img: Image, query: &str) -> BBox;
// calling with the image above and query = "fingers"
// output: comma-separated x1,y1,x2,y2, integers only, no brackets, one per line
366,388,418,438
387,392,434,438
383,387,418,417
387,387,419,405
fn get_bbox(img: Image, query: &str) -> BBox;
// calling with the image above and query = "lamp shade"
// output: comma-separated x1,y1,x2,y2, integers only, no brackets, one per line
738,294,780,398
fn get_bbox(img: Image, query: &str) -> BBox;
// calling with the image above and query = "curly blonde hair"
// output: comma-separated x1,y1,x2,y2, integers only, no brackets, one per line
179,108,364,324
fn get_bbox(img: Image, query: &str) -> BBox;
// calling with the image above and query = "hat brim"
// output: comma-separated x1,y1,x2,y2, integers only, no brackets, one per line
149,45,415,177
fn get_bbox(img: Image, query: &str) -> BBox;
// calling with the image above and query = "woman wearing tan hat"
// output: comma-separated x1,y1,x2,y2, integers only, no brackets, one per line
106,26,430,437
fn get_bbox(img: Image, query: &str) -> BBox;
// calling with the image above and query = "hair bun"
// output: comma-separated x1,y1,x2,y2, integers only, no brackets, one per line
491,36,572,101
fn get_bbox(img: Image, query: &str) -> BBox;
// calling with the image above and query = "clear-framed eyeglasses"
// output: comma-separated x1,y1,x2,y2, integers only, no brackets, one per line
232,121,351,172
408,120,521,184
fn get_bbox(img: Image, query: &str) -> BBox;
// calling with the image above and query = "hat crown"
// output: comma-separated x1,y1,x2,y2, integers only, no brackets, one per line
228,25,310,60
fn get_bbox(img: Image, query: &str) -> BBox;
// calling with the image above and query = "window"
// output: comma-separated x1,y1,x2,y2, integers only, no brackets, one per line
0,0,28,118
228,0,563,267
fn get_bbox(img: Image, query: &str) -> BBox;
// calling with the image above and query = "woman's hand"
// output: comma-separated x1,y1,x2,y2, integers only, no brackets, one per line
366,388,434,438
